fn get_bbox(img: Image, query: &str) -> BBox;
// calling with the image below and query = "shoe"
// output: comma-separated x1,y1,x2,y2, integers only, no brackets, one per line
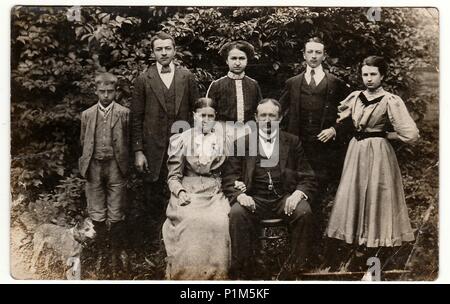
92,220,109,275
110,221,130,278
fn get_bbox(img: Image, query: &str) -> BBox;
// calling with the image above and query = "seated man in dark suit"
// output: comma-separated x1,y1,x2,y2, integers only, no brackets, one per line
222,98,317,280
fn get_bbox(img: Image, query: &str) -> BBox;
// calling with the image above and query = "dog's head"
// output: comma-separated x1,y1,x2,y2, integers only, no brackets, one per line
74,218,96,242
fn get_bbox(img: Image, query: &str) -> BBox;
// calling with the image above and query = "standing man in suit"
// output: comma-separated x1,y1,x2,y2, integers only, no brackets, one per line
280,37,351,211
222,99,317,279
131,32,199,225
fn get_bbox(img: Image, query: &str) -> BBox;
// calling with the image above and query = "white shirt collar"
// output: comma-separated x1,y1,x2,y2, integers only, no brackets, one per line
98,101,114,113
306,64,324,75
156,61,175,88
258,128,277,158
156,61,175,73
258,128,278,142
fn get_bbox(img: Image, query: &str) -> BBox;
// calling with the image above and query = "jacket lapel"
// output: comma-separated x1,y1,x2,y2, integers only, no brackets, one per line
244,134,257,188
293,73,305,117
110,104,120,128
146,65,167,112
245,156,256,188
174,67,186,115
293,72,305,102
325,71,339,103
318,72,331,129
278,132,289,172
86,105,98,143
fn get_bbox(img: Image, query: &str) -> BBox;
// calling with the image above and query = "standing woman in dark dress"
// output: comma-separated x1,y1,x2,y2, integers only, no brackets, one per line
206,40,262,127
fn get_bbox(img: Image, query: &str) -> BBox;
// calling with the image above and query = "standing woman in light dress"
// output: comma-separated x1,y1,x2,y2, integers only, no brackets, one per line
326,56,419,253
162,97,244,280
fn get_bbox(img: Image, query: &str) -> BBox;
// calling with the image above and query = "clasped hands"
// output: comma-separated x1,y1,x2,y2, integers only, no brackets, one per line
178,180,247,207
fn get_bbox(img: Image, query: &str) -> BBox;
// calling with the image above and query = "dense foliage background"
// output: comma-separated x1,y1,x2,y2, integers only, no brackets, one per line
10,6,438,280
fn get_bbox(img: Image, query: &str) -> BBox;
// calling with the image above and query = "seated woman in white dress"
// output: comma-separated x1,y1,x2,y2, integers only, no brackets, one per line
162,97,245,280
326,56,419,259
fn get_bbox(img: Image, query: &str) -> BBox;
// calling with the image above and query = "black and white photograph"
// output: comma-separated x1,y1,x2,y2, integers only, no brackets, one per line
6,3,441,283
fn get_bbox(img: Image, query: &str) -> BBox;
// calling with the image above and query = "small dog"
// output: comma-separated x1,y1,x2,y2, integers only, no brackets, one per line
30,218,96,280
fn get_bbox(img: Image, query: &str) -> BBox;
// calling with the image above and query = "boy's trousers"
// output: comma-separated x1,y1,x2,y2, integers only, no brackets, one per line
86,158,126,223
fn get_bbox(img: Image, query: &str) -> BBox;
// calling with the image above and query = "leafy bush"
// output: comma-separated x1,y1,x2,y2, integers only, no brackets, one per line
11,6,438,199
27,175,86,226
10,6,438,279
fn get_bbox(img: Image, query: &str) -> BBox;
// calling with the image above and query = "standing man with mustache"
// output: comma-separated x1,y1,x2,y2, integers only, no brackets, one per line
131,32,199,233
280,37,351,215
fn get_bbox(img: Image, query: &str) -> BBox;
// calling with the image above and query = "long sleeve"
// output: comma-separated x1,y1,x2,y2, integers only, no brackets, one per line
221,140,245,205
293,137,317,202
130,75,146,152
334,91,360,138
124,109,131,154
206,79,219,106
336,78,353,106
386,94,420,144
188,72,200,112
206,79,215,97
80,111,86,149
336,91,360,123
250,81,263,121
167,133,187,196
256,81,263,101
279,80,291,121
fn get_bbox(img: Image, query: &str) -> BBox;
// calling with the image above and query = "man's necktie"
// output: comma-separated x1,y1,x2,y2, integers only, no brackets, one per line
309,69,316,88
161,65,171,73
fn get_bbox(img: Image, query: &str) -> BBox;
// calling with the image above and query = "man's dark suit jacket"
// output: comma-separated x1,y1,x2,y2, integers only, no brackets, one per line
131,64,199,182
222,131,317,206
279,70,351,139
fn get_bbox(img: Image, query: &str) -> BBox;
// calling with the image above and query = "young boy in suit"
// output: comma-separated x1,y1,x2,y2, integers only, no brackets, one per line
79,72,130,277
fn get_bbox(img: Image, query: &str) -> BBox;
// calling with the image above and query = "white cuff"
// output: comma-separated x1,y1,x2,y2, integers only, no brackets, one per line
330,127,337,140
294,190,308,201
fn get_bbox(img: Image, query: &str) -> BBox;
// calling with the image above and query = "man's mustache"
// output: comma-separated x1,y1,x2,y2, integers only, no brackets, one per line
258,121,280,131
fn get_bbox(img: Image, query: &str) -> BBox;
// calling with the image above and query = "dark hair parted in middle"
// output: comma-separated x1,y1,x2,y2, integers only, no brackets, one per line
303,36,326,51
150,31,176,50
304,36,325,47
194,97,217,112
256,98,283,116
219,40,255,60
95,72,118,88
362,56,388,76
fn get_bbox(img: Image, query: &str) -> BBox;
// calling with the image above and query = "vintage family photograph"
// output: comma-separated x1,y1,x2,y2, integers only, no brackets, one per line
9,5,439,281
